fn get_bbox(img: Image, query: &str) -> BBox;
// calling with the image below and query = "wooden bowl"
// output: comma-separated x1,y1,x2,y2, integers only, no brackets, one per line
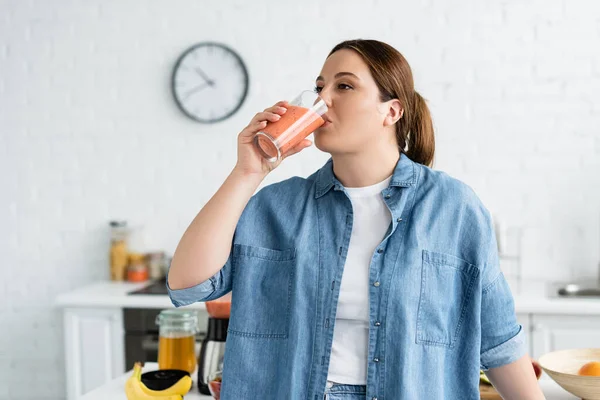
538,348,600,400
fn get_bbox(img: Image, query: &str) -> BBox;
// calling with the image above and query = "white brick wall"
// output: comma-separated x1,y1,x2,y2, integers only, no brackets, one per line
1,0,599,398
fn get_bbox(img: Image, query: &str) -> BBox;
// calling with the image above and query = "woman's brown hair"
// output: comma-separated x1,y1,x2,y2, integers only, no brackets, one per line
328,39,435,167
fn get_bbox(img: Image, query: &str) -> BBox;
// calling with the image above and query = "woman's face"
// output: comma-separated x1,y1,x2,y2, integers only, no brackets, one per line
313,49,394,155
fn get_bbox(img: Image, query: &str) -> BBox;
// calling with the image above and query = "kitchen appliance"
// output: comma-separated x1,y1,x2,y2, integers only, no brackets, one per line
129,277,170,295
198,293,231,395
197,317,228,395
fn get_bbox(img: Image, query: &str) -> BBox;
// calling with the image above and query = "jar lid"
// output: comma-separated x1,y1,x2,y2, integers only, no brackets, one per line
110,221,127,227
155,309,199,329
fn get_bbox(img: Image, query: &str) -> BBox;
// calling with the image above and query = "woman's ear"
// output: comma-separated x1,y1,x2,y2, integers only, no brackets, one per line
383,99,403,127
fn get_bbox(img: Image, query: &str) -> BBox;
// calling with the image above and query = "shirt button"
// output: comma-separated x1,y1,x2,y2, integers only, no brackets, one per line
373,281,380,287
377,248,383,254
373,357,380,362
397,217,402,222
372,397,378,400
384,194,391,199
374,321,381,326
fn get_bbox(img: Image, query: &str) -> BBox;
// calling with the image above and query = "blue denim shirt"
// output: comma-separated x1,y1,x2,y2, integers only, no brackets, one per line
168,153,526,400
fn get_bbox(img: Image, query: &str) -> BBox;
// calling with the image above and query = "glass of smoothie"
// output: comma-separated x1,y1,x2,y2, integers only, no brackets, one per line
253,90,327,162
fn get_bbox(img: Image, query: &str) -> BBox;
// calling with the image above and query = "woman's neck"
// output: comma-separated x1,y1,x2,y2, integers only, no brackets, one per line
331,144,400,188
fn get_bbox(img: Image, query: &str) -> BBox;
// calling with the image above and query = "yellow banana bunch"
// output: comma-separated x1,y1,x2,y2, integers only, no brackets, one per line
479,370,491,385
125,362,192,400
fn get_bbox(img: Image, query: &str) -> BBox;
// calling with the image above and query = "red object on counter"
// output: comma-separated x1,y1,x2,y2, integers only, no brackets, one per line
208,379,221,399
127,268,149,282
205,292,231,319
532,359,543,380
127,253,149,282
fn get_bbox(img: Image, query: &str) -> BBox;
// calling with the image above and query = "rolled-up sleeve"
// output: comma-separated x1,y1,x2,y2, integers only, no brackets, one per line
166,251,235,307
479,272,527,370
479,214,527,370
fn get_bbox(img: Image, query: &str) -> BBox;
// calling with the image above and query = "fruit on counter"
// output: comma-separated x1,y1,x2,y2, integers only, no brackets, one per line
479,370,491,385
125,362,191,400
531,359,543,380
139,369,192,397
208,371,223,400
208,377,222,400
577,361,600,376
141,369,191,392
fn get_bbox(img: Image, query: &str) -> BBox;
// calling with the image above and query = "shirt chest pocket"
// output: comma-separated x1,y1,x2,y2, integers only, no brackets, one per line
228,244,296,339
416,250,479,348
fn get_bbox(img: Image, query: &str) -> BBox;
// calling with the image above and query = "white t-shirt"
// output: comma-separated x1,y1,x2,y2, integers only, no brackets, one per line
326,175,393,385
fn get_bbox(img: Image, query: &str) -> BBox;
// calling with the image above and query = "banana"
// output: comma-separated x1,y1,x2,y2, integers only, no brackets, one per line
125,362,185,400
479,370,491,385
138,370,192,397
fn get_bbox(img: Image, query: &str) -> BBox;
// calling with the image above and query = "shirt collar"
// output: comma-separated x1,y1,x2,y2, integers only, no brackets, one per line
314,152,418,199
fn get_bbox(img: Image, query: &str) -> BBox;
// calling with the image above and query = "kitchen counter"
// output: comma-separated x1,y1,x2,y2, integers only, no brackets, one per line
55,279,600,314
78,363,576,400
509,279,600,315
55,280,206,310
78,362,212,399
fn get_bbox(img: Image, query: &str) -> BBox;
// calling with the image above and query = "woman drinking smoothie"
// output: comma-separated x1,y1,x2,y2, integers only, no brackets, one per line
167,39,545,400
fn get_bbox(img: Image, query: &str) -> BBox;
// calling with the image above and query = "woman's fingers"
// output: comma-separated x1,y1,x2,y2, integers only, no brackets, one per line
264,106,287,116
240,111,281,138
252,111,282,124
263,100,288,114
240,100,296,152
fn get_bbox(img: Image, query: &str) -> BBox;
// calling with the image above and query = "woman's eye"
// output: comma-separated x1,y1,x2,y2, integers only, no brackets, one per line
314,84,352,93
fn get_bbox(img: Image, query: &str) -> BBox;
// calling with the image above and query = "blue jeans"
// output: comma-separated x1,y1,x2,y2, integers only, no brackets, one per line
323,380,367,400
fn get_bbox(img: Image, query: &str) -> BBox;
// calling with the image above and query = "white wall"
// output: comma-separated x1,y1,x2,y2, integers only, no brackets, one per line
1,0,599,398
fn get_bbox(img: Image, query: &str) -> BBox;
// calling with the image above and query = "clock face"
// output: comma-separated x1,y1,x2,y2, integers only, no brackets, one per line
172,42,249,123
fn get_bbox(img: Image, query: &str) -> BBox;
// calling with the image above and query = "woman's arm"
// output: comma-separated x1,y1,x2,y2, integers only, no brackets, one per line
167,168,266,290
168,101,312,290
485,354,546,399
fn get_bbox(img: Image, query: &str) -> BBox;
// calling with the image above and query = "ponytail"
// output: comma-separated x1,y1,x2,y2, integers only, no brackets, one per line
404,91,435,168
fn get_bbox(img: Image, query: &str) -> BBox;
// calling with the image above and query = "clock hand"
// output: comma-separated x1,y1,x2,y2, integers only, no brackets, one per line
194,67,215,86
183,82,212,101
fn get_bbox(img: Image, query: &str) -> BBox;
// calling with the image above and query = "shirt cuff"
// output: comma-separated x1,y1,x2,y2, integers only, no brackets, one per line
166,274,215,307
480,325,528,371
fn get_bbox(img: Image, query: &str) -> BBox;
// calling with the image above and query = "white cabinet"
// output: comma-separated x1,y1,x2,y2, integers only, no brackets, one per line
530,314,600,360
63,308,125,400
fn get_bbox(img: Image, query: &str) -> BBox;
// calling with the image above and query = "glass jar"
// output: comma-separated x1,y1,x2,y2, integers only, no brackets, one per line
147,251,166,280
156,309,199,373
127,253,148,282
109,221,129,281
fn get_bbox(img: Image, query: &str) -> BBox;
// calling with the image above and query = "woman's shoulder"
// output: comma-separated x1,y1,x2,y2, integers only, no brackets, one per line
417,164,489,215
417,165,496,261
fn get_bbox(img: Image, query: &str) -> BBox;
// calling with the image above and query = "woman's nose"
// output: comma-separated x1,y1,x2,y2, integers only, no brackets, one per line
318,88,333,108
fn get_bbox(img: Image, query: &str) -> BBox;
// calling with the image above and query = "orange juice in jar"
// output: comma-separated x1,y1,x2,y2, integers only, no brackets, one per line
155,309,199,373
254,90,327,162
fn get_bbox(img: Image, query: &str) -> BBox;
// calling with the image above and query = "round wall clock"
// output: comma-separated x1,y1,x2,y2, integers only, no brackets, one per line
172,42,249,123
